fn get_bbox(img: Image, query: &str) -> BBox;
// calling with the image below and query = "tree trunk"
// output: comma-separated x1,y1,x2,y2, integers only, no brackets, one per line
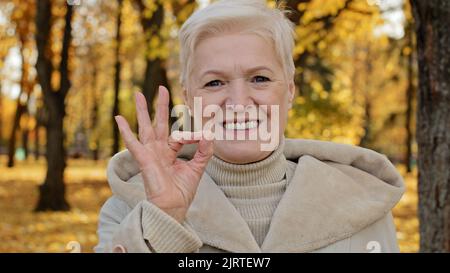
142,57,171,118
134,0,198,129
7,33,30,167
139,2,167,116
359,46,373,149
36,99,69,211
404,23,415,173
92,97,100,161
35,1,73,211
34,102,45,160
111,0,123,156
0,84,3,151
91,59,100,161
137,1,180,126
22,124,29,160
410,0,450,252
359,98,372,148
34,122,40,160
6,92,25,167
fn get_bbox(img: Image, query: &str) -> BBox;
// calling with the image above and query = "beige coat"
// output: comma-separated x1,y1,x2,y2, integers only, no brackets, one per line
95,138,405,253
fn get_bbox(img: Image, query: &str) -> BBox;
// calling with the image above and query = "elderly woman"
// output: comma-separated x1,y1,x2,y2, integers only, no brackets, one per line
95,0,404,253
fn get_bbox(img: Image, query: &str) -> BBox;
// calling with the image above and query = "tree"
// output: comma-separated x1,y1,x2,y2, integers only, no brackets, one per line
0,82,2,150
34,96,44,160
6,88,26,167
6,0,34,167
35,1,74,211
0,0,17,152
410,0,450,252
136,0,170,122
285,0,368,143
135,0,196,126
111,0,123,156
403,18,416,173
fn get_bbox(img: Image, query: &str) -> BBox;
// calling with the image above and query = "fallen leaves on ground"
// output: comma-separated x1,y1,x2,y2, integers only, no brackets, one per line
0,156,110,253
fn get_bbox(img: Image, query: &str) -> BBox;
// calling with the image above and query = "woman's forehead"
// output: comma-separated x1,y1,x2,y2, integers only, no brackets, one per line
194,33,275,57
191,34,282,75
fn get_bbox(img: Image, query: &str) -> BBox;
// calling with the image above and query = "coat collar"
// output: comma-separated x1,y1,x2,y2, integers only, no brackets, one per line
107,138,405,252
186,155,404,252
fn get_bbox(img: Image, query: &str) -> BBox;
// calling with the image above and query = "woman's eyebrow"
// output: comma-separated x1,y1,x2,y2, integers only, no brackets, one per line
245,66,275,74
199,66,274,78
200,69,227,78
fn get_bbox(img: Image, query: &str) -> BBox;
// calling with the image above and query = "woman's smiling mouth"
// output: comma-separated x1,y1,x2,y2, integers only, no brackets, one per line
222,120,260,130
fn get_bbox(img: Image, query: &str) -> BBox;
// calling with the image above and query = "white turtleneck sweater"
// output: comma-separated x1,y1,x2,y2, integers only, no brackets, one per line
205,141,296,246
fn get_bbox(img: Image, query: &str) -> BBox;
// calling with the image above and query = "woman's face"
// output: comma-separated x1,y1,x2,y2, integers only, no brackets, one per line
184,33,295,164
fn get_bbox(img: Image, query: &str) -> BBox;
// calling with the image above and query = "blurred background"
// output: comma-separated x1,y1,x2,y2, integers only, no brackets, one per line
0,0,445,252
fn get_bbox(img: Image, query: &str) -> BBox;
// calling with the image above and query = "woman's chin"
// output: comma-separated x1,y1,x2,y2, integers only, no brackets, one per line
212,140,271,164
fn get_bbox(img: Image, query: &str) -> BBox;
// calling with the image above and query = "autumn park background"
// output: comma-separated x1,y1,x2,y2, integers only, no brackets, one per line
0,0,448,253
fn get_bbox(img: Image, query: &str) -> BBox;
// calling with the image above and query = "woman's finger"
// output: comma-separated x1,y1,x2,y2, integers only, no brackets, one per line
155,86,170,141
135,92,155,144
115,115,147,164
167,131,201,156
187,137,214,175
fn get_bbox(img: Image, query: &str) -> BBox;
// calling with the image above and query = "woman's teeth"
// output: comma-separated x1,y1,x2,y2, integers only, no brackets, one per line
224,121,258,130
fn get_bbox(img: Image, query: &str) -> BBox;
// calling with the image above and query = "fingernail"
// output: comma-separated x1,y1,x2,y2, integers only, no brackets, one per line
135,92,145,109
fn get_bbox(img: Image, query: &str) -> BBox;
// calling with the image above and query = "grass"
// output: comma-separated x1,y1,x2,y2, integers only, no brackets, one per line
0,156,419,252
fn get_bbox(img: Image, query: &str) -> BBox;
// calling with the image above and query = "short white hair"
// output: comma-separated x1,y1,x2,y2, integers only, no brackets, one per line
178,0,296,86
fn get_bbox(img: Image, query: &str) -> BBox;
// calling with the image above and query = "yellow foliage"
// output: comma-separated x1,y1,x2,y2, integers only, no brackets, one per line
51,71,61,91
176,2,197,24
143,0,157,18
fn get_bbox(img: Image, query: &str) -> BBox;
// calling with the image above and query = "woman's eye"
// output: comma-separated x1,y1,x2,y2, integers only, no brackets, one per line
204,80,224,87
252,76,270,83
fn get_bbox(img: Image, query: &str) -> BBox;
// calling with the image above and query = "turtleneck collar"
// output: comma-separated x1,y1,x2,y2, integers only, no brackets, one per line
205,139,287,187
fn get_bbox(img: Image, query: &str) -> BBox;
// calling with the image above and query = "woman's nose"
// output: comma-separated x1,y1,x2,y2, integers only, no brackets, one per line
225,79,253,106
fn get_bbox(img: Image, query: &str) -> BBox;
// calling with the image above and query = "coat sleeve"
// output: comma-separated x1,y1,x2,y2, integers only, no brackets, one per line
94,196,203,253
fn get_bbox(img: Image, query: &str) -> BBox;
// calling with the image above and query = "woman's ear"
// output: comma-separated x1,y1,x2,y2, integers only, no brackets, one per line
287,80,295,109
182,87,193,115
182,86,187,103
182,86,190,106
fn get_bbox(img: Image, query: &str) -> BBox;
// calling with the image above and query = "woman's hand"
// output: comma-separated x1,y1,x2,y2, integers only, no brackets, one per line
114,86,213,223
